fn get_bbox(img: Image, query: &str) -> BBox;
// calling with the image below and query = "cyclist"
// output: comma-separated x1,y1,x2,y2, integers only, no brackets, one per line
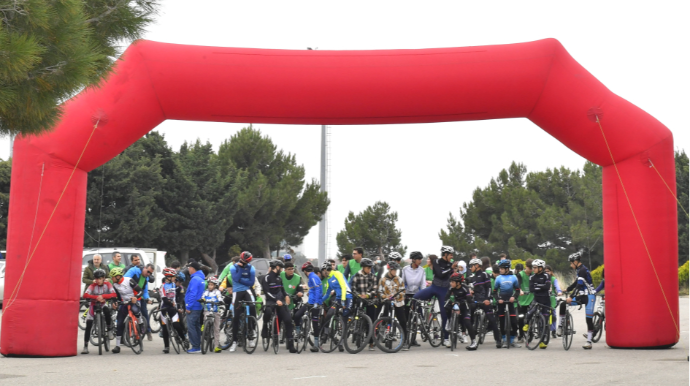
159,268,187,354
351,257,379,351
467,258,501,348
124,262,155,341
199,276,224,353
401,251,426,347
321,261,352,352
293,262,323,352
218,256,239,287
544,265,563,338
493,259,521,348
380,260,408,350
516,259,534,343
559,252,596,349
110,267,143,354
413,246,455,346
280,261,304,313
522,259,551,349
81,268,117,354
343,247,364,280
444,272,476,350
262,259,298,353
337,255,351,275
388,252,403,276
229,251,257,352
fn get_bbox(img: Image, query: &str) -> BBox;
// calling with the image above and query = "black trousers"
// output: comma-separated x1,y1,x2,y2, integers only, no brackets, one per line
263,304,294,348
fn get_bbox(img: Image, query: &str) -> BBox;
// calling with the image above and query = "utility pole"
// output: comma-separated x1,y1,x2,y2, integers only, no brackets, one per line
318,124,327,266
9,134,14,159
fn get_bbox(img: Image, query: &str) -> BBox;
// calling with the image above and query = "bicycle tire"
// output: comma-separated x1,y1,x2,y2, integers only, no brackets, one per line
344,313,373,354
220,316,233,350
102,313,110,353
149,308,161,333
525,313,546,350
427,316,442,348
450,313,458,351
373,317,404,353
504,306,511,349
319,314,345,353
272,315,280,355
592,312,604,343
406,312,420,347
563,312,574,350
298,315,311,353
89,315,100,346
475,311,486,345
201,320,211,354
78,303,88,331
168,322,181,354
125,317,143,354
243,316,259,354
94,313,102,355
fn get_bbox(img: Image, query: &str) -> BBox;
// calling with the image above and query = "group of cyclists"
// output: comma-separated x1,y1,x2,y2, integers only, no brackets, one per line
80,245,604,355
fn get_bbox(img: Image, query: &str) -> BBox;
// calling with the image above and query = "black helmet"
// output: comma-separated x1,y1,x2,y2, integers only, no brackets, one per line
387,261,400,271
320,261,332,271
568,251,582,263
410,251,423,260
360,258,374,268
270,259,285,269
93,269,106,279
499,259,511,269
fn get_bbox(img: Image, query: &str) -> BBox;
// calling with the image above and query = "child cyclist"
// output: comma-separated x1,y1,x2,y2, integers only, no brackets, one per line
467,258,501,348
81,269,117,354
559,251,597,349
493,259,521,348
444,272,477,350
521,259,551,349
200,276,224,353
109,267,143,354
159,268,187,353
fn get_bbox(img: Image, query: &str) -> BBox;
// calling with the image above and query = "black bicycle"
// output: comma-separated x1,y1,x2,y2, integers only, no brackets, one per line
262,304,287,354
556,297,578,351
591,295,605,343
343,291,375,354
447,301,464,351
374,289,406,353
89,302,111,355
237,301,260,354
523,302,549,350
294,304,316,353
406,298,442,348
200,301,224,354
471,301,489,345
318,302,347,353
218,306,234,350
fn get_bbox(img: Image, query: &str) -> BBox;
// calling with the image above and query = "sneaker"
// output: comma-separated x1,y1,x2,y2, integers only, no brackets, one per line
517,336,525,343
411,340,420,347
460,334,467,344
496,341,503,349
311,337,320,352
229,342,237,352
81,346,89,355
510,342,522,348
368,344,375,351
112,346,120,354
443,338,450,347
146,332,153,341
163,347,169,354
582,341,592,350
551,331,557,339
556,326,563,337
402,345,410,351
539,342,548,349
444,321,451,332
214,347,222,353
466,340,478,351
187,348,200,354
501,341,508,348
248,339,256,348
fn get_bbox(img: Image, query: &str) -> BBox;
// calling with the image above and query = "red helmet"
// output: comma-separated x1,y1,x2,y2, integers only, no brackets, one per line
163,268,177,277
301,262,313,271
450,272,464,283
240,251,253,264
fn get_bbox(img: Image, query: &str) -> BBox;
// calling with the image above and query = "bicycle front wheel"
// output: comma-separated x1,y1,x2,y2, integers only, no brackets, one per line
78,303,88,330
298,315,311,353
374,317,404,353
344,313,373,354
319,314,345,353
94,313,103,355
149,308,161,333
563,312,574,351
243,316,259,354
427,315,442,348
125,317,143,354
592,312,604,343
450,314,458,351
168,323,181,354
201,320,212,354
272,316,280,355
525,313,546,350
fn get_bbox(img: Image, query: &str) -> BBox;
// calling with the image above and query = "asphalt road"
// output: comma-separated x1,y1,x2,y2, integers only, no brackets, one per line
0,298,688,386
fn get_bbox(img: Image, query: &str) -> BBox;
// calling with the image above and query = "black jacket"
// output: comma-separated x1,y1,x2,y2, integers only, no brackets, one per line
467,270,493,302
262,271,287,305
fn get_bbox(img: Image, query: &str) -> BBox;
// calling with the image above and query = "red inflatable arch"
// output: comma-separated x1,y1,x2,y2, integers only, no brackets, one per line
1,39,679,356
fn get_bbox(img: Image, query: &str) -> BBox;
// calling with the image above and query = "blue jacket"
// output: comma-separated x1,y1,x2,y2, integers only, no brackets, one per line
230,263,256,292
494,274,519,300
185,270,206,311
124,266,149,300
307,272,323,305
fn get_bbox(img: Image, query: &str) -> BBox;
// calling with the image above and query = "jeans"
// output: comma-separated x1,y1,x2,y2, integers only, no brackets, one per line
187,309,203,350
413,284,448,339
139,299,151,332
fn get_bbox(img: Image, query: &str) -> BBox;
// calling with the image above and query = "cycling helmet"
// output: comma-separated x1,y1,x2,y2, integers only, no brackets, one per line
360,258,374,268
163,268,177,277
388,251,402,261
320,261,332,271
176,271,186,282
301,262,313,271
498,259,511,269
441,246,455,255
208,276,220,286
109,267,124,278
240,251,253,264
283,254,293,261
469,258,482,266
568,251,582,263
269,259,285,269
410,251,423,260
93,269,106,279
532,259,546,268
450,272,464,282
387,261,400,271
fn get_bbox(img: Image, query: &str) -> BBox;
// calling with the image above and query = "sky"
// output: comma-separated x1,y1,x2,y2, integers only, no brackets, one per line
3,1,688,260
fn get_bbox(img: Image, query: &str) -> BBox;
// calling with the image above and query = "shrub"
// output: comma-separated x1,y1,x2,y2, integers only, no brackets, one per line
511,259,526,270
679,261,689,290
591,265,604,290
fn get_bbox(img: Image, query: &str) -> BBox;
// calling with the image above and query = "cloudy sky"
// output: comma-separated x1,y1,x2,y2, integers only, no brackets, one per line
3,2,687,260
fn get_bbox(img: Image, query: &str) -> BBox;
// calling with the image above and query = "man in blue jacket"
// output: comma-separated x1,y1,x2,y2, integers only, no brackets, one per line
124,263,154,340
228,252,257,352
185,261,206,354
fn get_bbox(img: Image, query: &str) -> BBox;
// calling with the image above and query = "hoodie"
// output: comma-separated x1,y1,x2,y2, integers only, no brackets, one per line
185,270,206,311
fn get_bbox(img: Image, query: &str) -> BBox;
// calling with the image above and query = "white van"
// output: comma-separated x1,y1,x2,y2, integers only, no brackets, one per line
81,247,152,294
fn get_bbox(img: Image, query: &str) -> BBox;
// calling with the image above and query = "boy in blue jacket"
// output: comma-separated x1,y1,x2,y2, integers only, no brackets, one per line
185,262,206,354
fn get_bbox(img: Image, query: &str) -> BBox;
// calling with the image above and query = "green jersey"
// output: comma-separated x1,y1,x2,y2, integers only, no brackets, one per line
336,264,346,274
322,277,331,306
518,271,534,306
280,271,302,310
108,262,126,271
347,259,362,279
424,266,433,281
218,263,234,284
549,275,558,307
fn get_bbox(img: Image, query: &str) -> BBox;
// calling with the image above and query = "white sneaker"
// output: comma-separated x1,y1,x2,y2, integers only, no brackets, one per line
248,339,256,348
460,334,467,344
229,342,237,352
444,321,450,332
443,338,450,347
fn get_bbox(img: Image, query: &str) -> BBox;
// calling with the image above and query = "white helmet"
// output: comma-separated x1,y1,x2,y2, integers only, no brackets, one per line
441,246,455,255
532,259,546,268
388,251,402,261
469,258,482,266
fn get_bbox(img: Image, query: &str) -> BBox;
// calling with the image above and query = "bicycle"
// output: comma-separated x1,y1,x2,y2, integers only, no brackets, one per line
89,302,111,355
406,298,442,348
447,301,464,351
294,304,315,353
471,302,489,345
236,301,259,354
148,295,162,334
374,289,406,353
344,291,375,354
522,302,550,350
556,297,579,351
200,301,224,354
78,299,89,331
219,305,234,350
318,302,347,353
590,295,605,343
262,304,285,354
497,297,517,349
160,308,185,354
123,302,145,354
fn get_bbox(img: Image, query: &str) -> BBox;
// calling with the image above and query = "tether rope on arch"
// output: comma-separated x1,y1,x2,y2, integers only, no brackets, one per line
596,115,680,341
3,122,100,314
648,159,689,219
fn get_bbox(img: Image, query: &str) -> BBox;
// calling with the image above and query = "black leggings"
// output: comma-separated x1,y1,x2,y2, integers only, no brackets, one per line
444,302,475,340
115,305,129,338
263,304,294,347
232,291,257,343
160,307,186,348
83,306,112,346
497,301,518,337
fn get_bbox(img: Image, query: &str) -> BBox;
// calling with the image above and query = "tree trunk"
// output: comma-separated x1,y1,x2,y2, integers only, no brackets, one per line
263,239,272,259
180,250,189,265
200,249,219,274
